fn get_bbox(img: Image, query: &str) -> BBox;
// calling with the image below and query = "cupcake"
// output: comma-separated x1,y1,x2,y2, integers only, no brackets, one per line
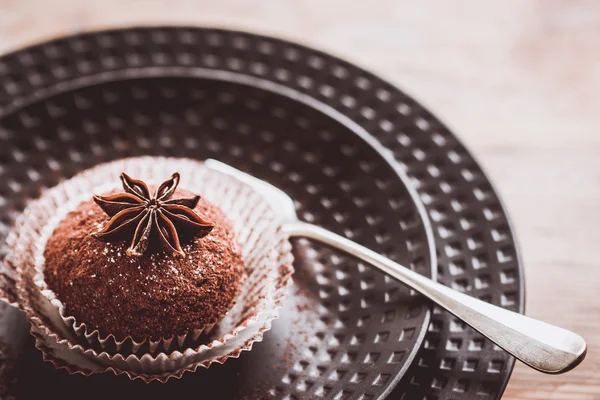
5,157,294,381
43,172,244,348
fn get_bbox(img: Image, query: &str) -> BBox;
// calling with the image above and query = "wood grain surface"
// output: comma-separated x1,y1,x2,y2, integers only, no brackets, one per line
0,1,598,399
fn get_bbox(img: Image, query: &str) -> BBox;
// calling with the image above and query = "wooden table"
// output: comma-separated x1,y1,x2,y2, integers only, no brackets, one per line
1,1,598,398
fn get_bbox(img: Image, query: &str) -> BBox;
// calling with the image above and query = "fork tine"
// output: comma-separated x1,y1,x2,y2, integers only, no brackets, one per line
204,159,298,222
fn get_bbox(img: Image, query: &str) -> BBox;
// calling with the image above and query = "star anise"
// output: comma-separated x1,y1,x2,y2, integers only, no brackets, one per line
92,172,214,257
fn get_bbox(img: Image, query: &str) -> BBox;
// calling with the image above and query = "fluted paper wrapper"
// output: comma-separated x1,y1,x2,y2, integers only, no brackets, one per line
5,157,294,382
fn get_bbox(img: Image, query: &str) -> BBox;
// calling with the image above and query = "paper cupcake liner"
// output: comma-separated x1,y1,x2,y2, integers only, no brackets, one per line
30,303,283,382
5,156,294,380
0,264,19,309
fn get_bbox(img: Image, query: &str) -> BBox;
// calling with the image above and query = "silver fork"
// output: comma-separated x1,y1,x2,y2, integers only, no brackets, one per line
205,159,586,374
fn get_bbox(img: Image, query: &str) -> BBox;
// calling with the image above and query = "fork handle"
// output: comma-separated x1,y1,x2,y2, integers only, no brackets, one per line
283,221,586,374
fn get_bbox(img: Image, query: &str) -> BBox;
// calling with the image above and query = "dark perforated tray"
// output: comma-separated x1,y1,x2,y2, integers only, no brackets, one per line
0,27,524,400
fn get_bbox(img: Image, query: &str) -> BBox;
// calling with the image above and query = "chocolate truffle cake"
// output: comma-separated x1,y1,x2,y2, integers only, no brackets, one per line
43,172,245,342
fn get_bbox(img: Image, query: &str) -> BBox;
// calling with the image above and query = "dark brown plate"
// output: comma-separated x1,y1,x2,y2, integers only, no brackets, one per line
0,27,524,400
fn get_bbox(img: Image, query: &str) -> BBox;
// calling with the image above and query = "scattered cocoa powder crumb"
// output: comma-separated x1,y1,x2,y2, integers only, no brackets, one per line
296,302,311,313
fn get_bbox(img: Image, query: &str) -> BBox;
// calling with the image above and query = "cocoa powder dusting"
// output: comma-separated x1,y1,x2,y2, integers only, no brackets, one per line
43,188,245,342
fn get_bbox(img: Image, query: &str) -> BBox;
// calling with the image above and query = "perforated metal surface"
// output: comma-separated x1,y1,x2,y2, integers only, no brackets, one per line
0,34,434,399
0,28,524,400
